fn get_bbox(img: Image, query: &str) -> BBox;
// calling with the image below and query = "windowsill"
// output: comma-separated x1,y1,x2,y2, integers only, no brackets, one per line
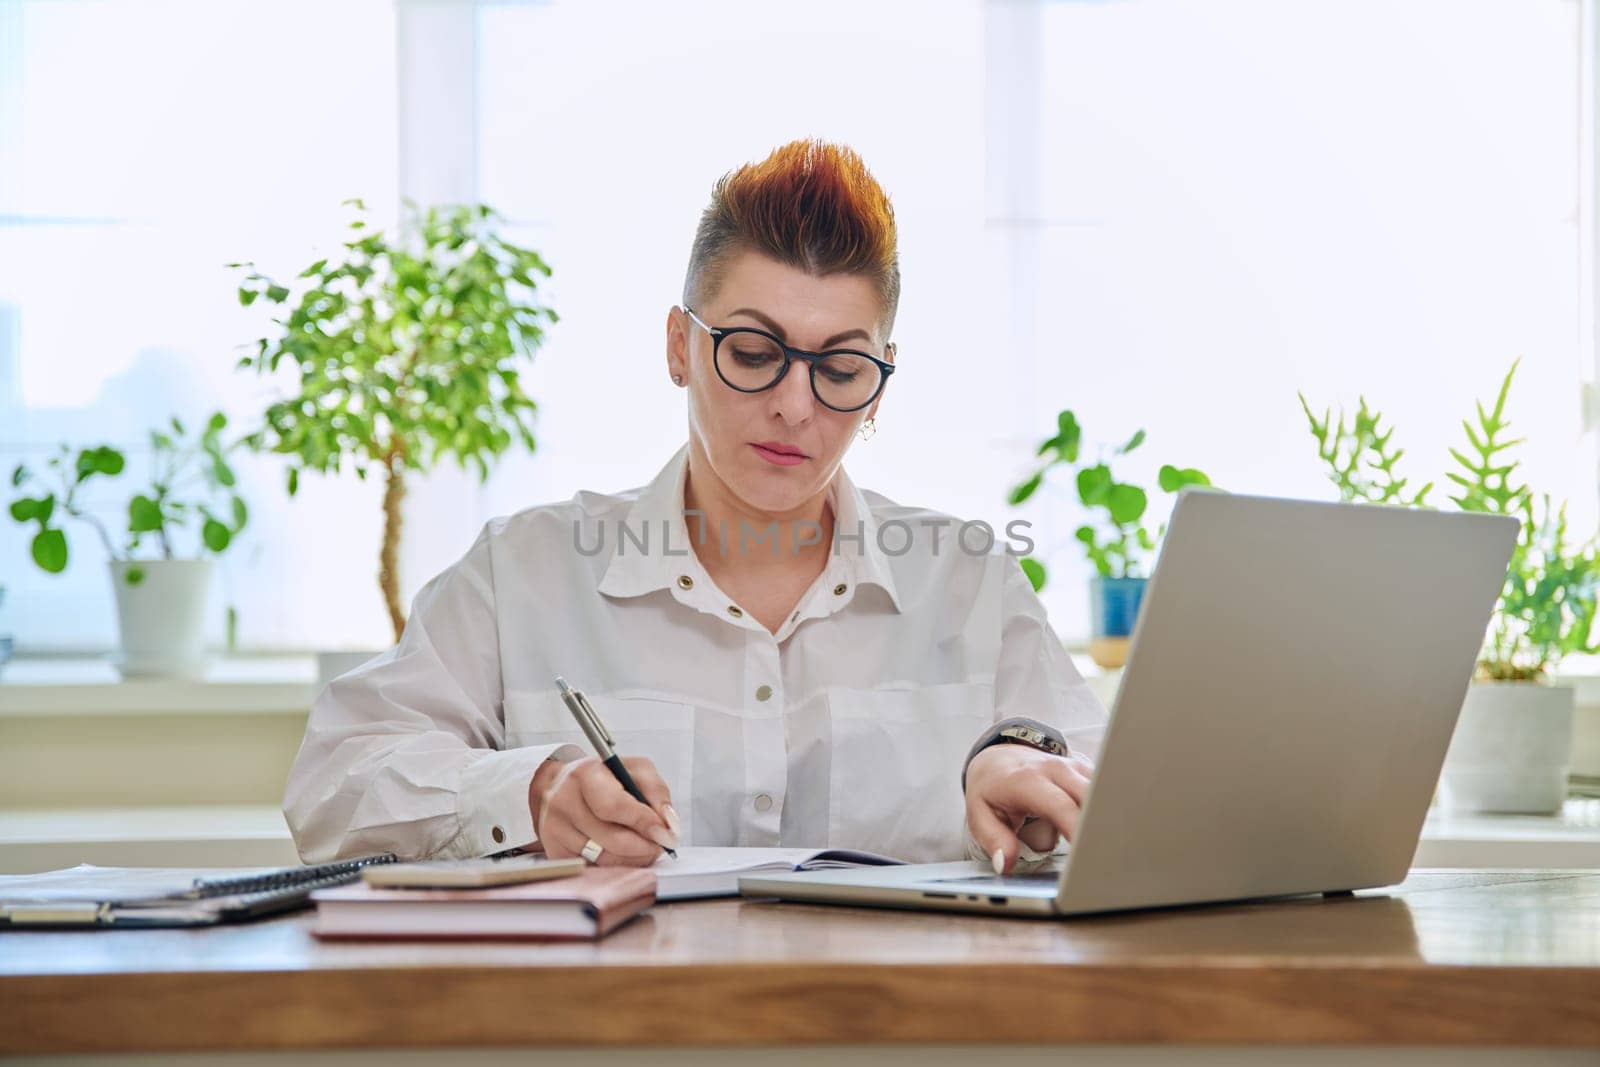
1067,651,1600,704
1,651,1597,717
0,655,320,716
0,805,302,873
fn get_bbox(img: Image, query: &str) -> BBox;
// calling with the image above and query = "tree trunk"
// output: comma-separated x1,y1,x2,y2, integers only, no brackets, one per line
379,459,407,644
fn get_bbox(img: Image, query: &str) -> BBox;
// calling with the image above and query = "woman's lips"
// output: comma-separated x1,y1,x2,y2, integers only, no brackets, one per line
751,442,807,466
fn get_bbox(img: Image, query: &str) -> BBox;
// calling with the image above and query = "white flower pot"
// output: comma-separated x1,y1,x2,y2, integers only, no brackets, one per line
109,559,215,680
1438,682,1575,815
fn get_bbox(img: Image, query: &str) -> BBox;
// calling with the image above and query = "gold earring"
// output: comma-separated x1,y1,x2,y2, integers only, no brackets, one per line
858,417,877,441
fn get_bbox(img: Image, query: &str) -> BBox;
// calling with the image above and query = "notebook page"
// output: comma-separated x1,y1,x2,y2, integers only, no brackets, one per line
0,865,278,904
652,847,903,901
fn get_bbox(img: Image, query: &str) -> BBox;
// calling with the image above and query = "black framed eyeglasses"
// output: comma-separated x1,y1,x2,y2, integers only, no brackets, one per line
682,305,896,413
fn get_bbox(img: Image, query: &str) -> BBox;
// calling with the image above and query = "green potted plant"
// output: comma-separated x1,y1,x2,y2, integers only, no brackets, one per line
7,414,249,678
1008,410,1216,669
1300,361,1599,814
233,200,557,659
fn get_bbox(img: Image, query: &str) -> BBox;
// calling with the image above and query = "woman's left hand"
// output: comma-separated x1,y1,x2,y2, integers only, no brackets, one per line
964,744,1095,875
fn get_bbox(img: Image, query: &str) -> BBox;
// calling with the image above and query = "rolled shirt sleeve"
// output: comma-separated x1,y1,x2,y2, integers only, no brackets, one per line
962,554,1111,863
283,523,581,863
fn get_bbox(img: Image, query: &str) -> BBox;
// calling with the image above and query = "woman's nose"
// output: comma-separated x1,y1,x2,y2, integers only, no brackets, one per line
769,360,817,422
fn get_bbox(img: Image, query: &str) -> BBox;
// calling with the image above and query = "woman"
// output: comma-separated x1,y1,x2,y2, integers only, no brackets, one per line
284,140,1107,875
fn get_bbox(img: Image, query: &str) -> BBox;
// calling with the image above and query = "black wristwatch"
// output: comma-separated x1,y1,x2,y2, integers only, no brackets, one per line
961,717,1070,792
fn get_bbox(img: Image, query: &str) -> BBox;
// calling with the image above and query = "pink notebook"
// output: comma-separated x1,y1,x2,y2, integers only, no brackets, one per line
311,866,655,941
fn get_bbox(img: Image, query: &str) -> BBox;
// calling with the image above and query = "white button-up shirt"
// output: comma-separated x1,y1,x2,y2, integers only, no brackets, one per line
284,444,1108,864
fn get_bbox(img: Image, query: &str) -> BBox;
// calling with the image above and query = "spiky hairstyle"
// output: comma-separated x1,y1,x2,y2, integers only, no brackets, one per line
682,139,900,339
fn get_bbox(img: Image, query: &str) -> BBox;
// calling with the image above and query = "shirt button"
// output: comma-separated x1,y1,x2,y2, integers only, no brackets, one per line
833,583,847,595
491,825,506,844
677,575,694,590
755,684,773,702
754,794,774,812
726,604,743,618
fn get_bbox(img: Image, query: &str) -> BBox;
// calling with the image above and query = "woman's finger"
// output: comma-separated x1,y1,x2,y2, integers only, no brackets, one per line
534,812,601,863
966,796,1020,875
1015,774,1083,844
538,813,582,860
619,756,679,839
578,765,674,848
539,770,663,866
564,807,662,866
1042,756,1092,809
1018,817,1059,854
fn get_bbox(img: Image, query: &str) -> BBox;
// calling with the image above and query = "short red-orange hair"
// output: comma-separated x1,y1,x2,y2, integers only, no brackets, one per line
682,139,901,339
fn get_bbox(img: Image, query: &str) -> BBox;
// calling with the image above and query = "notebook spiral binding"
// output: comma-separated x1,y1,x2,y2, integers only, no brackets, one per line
189,853,399,900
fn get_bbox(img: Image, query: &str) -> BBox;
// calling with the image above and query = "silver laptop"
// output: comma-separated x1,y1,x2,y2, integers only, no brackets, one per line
740,490,1518,917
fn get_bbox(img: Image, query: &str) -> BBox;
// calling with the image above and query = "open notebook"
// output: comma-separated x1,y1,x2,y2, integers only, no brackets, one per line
653,847,903,900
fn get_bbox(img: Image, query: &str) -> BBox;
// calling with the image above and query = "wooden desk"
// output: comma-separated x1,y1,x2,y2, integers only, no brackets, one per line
3,869,1599,1064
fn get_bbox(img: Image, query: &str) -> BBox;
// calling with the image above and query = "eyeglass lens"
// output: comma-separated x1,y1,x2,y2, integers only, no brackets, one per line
717,332,882,411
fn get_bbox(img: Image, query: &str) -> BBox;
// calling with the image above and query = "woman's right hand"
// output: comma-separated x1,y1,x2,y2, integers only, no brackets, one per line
528,756,680,866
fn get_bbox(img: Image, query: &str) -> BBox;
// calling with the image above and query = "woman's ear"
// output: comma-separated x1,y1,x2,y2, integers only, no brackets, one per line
665,306,689,385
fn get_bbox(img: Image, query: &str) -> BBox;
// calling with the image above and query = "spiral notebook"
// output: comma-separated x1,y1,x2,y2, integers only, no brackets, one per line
0,853,398,929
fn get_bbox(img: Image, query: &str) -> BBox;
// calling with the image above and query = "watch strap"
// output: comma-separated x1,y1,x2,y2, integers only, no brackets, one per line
961,716,1070,792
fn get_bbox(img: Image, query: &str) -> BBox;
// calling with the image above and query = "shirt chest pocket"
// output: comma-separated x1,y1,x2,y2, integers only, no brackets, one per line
824,680,993,864
505,689,697,841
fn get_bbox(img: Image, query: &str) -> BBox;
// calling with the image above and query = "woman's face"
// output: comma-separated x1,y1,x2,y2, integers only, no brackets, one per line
667,249,891,517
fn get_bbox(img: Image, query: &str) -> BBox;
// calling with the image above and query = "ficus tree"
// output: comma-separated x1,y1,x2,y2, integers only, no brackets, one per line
233,200,557,643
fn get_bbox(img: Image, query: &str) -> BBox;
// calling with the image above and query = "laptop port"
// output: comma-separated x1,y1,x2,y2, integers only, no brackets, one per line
988,896,1009,905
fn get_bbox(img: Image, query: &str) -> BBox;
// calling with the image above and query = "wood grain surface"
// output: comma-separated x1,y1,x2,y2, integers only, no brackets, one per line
3,869,1598,1054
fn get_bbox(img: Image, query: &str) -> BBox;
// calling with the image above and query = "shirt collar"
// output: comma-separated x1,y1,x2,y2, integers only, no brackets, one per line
828,457,903,613
596,442,902,613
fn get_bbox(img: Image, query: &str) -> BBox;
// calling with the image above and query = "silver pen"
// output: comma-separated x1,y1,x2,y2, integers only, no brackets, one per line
555,676,677,858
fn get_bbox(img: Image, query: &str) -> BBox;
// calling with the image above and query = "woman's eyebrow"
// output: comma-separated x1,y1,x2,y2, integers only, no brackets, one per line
728,306,872,348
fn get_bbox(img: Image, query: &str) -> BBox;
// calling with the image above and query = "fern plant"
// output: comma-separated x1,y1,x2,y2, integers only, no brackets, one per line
1445,362,1598,680
1297,393,1433,506
1301,360,1598,681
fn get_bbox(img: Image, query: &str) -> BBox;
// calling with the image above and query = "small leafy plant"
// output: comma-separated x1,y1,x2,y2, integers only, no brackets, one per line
7,413,249,580
234,200,557,642
1007,410,1215,591
1300,360,1598,681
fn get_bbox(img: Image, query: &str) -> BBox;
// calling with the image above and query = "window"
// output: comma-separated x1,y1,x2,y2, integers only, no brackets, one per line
1011,0,1596,636
2,0,1594,651
473,0,1000,537
0,0,399,650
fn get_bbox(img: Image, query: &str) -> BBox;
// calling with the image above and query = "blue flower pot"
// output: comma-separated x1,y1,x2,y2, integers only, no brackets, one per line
1088,576,1148,669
